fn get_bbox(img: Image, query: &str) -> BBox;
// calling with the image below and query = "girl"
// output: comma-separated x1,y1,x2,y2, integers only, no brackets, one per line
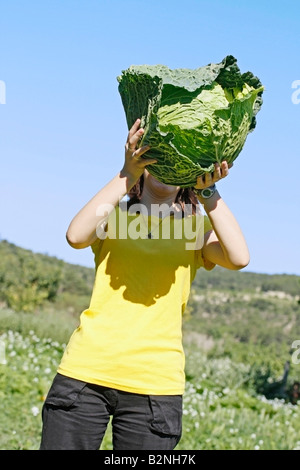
40,119,249,450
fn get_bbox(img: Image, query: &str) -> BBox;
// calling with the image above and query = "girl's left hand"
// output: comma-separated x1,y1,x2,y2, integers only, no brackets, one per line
194,161,233,189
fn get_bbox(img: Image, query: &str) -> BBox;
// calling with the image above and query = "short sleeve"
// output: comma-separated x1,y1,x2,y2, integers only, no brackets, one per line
91,204,121,265
195,215,216,271
90,237,104,267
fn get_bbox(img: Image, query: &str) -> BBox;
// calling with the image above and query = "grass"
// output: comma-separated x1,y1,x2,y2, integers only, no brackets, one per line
0,307,299,450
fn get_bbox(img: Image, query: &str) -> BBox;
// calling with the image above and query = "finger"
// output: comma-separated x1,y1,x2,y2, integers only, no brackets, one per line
194,173,209,189
203,171,213,186
128,118,141,139
131,145,156,166
195,176,212,189
220,161,229,177
142,158,157,167
196,175,202,187
133,144,150,157
127,128,144,151
193,175,203,189
212,163,221,181
131,152,157,166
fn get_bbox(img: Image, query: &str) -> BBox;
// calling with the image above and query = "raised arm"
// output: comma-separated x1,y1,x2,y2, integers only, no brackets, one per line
194,162,250,270
66,119,156,249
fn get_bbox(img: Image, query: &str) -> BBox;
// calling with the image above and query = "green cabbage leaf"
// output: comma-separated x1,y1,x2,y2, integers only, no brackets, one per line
117,56,264,187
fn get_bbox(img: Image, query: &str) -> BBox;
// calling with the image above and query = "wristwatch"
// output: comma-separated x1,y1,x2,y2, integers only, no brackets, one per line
194,184,217,199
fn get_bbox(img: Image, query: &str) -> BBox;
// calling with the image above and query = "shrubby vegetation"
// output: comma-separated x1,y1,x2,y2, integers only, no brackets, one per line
0,240,299,450
0,240,94,313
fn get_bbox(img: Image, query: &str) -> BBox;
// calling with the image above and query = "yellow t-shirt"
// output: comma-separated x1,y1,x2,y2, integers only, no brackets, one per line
58,203,215,395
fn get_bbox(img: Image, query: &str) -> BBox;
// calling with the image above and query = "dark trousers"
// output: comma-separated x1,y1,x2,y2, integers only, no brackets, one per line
40,373,182,450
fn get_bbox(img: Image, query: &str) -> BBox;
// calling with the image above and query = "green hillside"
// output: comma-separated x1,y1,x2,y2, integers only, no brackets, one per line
0,239,299,450
0,239,299,365
186,266,300,354
0,239,94,314
1,239,299,312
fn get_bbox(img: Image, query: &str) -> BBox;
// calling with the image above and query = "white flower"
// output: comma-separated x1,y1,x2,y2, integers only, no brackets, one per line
31,406,39,416
254,445,260,450
44,367,51,374
251,433,256,439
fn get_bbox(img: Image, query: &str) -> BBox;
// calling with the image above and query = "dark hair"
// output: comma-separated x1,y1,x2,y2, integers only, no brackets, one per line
127,174,199,215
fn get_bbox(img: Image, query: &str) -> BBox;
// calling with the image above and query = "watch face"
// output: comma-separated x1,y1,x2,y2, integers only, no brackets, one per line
202,188,212,198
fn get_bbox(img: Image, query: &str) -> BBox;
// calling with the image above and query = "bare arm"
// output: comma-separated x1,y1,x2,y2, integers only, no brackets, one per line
194,162,250,270
66,119,156,249
66,173,131,249
201,192,250,270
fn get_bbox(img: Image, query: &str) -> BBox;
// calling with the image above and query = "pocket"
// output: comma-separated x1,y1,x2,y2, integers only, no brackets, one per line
44,373,87,408
149,395,182,437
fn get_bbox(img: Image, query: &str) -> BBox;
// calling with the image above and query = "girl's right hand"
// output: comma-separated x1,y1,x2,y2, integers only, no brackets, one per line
121,119,157,187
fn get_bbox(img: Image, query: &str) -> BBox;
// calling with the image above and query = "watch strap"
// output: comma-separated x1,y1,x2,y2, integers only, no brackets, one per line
194,184,217,199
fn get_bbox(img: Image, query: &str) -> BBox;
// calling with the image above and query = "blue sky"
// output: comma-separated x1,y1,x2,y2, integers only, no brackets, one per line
1,0,299,275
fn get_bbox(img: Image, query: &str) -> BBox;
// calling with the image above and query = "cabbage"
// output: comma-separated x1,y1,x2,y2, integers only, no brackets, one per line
117,55,264,188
